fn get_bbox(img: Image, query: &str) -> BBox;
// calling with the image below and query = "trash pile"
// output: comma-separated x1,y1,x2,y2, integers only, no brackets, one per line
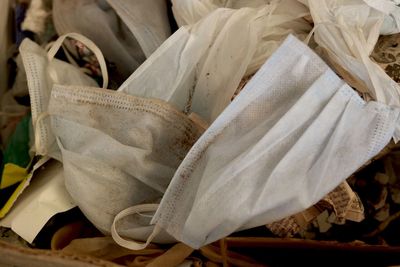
1,0,400,266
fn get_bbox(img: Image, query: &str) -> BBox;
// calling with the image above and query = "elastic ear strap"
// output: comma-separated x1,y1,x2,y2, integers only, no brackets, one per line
111,204,161,250
45,40,80,68
47,33,109,89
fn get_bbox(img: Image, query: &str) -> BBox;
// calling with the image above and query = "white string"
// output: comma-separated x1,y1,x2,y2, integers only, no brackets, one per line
47,33,109,89
44,41,55,52
111,204,161,250
45,40,80,68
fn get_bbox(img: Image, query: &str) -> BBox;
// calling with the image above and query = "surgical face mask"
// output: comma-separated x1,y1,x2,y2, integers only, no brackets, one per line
118,4,311,124
112,35,400,249
19,32,108,159
48,85,205,243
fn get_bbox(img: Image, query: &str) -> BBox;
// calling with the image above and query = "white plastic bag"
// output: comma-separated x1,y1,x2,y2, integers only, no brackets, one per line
119,2,311,123
306,0,400,141
171,0,273,27
363,0,400,35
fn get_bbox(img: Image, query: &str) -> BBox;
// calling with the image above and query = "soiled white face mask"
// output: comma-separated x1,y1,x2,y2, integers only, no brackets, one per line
48,85,205,243
118,3,311,124
19,33,108,159
112,35,399,249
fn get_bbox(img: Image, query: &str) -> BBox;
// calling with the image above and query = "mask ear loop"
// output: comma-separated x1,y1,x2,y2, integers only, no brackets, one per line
32,33,109,154
46,32,109,89
45,40,80,68
111,204,162,250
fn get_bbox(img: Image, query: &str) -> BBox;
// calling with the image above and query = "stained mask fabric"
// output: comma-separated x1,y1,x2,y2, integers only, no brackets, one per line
19,32,108,159
48,85,205,243
306,0,400,141
108,35,400,249
118,3,311,124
